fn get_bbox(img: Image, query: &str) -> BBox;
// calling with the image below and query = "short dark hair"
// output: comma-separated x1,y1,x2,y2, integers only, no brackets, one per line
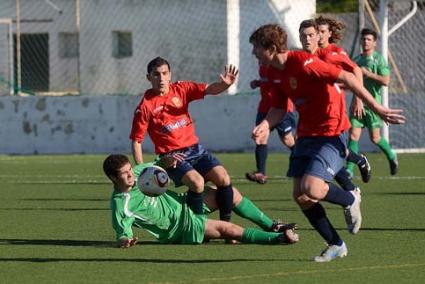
315,15,346,44
361,28,378,41
249,24,288,52
147,57,170,74
103,154,130,179
299,19,318,33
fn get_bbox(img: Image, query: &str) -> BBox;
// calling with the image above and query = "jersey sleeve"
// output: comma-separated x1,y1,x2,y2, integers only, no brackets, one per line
377,55,390,76
111,198,135,241
129,99,150,143
322,53,357,73
304,56,342,82
178,81,208,102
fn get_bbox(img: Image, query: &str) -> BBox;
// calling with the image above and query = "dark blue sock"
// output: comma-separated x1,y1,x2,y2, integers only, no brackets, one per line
302,203,343,246
324,183,355,207
334,167,356,191
255,144,268,174
347,149,362,164
216,184,234,221
186,191,203,214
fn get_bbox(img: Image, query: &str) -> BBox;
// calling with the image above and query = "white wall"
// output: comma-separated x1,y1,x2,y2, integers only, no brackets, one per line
0,95,376,154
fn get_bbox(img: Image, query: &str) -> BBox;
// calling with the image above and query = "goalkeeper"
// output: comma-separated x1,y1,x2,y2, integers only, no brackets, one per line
103,154,299,248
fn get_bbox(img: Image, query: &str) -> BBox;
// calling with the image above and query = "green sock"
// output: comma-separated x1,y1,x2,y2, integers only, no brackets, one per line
377,137,396,160
347,139,359,173
241,228,281,244
233,197,273,230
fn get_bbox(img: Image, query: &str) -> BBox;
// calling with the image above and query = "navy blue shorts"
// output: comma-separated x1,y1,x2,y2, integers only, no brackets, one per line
256,111,297,136
161,144,221,187
287,132,348,182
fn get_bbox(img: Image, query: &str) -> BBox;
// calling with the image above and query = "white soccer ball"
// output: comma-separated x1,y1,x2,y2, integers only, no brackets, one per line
137,165,169,197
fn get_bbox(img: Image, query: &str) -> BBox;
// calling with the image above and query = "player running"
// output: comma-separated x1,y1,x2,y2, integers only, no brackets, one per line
249,24,405,262
348,28,398,176
245,63,296,184
315,15,372,183
298,18,368,192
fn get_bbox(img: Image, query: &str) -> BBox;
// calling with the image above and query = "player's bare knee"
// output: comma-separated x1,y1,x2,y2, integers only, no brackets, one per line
188,177,205,193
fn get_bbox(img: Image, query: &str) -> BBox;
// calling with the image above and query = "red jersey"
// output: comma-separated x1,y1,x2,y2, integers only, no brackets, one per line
323,43,346,55
257,65,294,113
269,50,350,137
130,81,207,154
315,46,356,73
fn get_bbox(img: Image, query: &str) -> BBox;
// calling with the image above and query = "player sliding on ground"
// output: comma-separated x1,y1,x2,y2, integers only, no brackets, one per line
103,154,299,248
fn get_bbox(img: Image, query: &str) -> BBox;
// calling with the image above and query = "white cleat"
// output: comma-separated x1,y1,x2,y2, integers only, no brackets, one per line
314,242,348,262
344,189,362,234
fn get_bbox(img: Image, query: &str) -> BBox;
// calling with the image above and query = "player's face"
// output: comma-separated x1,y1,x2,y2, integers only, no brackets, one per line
147,64,171,95
361,34,376,53
318,24,331,47
251,44,275,65
115,163,135,190
300,26,319,53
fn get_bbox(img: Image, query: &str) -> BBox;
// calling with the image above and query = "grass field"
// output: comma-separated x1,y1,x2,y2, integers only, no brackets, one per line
1,153,425,283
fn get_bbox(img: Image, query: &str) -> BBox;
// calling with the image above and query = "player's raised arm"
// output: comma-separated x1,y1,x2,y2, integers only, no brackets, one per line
338,70,405,125
205,64,239,95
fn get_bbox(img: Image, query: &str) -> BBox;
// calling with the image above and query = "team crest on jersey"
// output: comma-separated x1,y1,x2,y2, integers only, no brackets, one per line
171,97,182,107
289,77,297,90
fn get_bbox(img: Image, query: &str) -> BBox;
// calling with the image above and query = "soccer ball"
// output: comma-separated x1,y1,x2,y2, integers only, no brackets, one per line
137,165,169,197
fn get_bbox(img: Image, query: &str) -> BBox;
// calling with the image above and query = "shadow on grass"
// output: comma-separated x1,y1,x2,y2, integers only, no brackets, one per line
0,257,305,263
0,238,155,247
19,198,109,201
0,208,108,211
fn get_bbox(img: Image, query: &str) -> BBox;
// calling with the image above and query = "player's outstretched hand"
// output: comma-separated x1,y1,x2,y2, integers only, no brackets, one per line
378,107,406,125
119,237,138,249
160,153,186,168
220,64,239,86
351,99,365,119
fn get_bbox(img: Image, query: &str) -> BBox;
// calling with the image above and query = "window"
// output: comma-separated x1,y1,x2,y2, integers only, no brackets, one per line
58,32,79,58
112,31,133,58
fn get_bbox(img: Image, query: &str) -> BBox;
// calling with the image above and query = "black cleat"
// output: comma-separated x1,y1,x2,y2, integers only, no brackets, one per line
268,220,298,233
245,171,268,184
358,154,372,183
389,157,399,175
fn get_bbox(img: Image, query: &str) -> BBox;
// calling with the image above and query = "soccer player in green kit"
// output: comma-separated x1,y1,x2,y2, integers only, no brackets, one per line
348,28,398,176
103,154,299,248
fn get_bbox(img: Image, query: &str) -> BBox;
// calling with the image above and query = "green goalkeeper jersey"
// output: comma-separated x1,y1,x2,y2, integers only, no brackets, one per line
110,163,206,244
354,50,390,108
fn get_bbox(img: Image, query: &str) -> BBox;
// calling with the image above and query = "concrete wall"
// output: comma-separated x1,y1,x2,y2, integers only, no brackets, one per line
0,94,377,155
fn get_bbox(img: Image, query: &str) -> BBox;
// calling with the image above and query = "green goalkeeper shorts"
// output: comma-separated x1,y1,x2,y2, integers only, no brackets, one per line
350,108,383,129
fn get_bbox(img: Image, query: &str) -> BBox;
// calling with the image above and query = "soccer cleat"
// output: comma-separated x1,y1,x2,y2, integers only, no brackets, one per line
245,171,268,184
358,154,372,183
268,220,298,233
389,156,399,176
276,227,299,245
313,242,348,262
344,189,362,234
